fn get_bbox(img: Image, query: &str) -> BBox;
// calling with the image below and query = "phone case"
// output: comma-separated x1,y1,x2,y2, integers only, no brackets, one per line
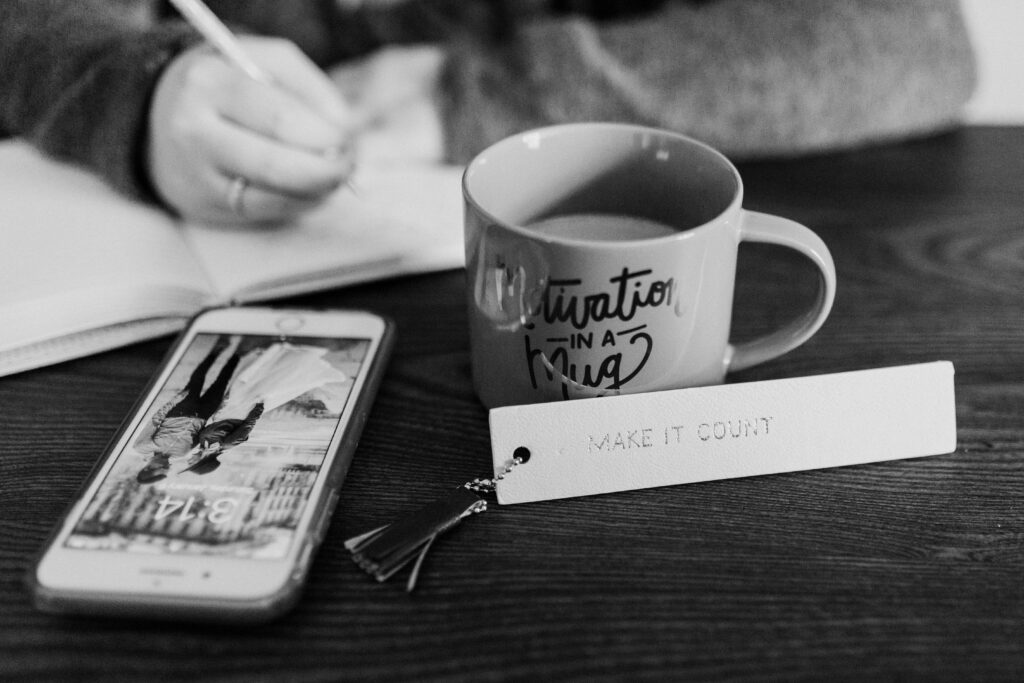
27,306,396,623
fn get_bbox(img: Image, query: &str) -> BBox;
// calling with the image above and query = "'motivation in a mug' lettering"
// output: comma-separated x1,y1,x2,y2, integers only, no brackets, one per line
537,267,683,330
523,267,685,397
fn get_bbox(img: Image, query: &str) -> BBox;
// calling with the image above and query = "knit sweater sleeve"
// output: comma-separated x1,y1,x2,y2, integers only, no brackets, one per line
438,0,977,163
0,0,201,202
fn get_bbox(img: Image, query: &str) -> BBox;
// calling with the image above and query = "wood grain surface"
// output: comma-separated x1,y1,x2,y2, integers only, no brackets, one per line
2,127,1023,681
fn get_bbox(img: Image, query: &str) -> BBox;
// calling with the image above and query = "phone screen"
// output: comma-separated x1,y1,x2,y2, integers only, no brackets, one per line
64,332,370,560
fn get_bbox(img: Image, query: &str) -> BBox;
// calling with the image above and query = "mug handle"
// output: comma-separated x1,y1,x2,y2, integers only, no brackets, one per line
725,210,837,372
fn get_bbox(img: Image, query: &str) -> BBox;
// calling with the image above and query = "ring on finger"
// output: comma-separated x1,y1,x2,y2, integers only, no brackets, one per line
227,176,249,217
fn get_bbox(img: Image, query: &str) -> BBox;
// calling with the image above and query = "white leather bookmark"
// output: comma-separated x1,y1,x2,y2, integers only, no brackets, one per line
489,362,957,505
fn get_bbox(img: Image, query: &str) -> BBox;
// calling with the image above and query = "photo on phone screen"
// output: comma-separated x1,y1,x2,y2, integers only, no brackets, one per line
65,332,370,560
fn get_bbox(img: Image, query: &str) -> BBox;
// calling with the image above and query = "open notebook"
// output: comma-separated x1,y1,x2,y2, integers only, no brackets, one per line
0,141,466,377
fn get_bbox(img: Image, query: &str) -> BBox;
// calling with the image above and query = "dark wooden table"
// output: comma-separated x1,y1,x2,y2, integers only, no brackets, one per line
3,127,1023,681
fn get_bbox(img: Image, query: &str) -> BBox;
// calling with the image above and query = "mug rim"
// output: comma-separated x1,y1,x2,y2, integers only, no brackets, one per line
462,122,745,248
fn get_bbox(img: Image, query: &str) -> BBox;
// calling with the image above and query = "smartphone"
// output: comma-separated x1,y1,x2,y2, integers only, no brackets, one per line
30,306,394,622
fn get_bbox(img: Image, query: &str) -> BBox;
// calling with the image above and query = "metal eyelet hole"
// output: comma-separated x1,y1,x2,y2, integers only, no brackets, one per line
513,446,531,463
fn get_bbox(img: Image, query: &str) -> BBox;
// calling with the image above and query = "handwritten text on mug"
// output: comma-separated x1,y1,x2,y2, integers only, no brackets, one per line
523,267,684,397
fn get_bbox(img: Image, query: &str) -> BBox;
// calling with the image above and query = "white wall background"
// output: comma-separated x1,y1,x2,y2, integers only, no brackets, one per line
960,0,1024,124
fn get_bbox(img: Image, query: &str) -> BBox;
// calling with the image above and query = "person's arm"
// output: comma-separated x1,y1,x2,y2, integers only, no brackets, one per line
437,0,977,163
226,402,265,448
0,1,357,223
0,0,200,202
197,402,264,453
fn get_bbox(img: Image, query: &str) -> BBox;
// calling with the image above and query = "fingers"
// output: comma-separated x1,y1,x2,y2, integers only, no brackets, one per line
211,116,353,198
243,38,352,131
219,174,327,225
147,39,358,225
220,59,351,153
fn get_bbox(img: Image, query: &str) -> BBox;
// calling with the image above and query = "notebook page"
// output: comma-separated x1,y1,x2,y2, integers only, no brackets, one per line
180,163,466,302
0,143,213,371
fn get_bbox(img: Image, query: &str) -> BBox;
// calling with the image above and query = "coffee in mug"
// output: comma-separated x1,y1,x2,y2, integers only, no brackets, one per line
463,123,836,408
525,214,679,241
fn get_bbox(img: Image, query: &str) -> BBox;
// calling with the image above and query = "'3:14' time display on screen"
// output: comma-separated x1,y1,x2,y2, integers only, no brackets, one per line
154,495,241,526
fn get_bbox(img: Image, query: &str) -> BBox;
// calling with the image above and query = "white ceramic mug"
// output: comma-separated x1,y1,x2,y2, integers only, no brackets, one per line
463,123,836,408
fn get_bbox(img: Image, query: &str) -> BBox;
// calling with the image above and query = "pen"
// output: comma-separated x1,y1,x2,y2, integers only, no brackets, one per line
169,0,273,84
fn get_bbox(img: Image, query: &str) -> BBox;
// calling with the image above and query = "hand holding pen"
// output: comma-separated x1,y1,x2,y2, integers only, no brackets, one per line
147,0,355,224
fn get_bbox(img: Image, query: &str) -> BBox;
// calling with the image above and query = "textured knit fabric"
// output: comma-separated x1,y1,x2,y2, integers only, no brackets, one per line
0,1,203,202
438,0,977,163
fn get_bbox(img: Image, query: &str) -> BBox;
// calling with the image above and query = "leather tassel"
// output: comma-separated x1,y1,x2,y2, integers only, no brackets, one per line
344,488,487,592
